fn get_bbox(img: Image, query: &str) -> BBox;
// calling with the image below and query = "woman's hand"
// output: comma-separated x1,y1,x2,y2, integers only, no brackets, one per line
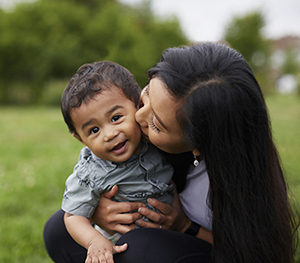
90,185,145,235
136,185,214,245
136,183,190,232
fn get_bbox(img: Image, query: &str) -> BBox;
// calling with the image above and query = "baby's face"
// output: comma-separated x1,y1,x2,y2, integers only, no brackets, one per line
71,86,142,163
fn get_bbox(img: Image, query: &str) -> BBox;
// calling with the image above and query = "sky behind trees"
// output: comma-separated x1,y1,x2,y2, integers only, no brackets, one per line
1,0,299,42
120,0,300,42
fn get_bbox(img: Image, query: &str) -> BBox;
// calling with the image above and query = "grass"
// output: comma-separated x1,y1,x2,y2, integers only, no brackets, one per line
267,95,300,201
0,107,82,263
0,94,299,262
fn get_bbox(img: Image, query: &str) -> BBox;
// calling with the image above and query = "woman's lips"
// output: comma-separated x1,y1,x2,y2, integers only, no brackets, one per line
111,140,127,155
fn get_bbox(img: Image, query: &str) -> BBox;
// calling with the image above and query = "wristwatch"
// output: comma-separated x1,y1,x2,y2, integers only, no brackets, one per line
184,221,201,236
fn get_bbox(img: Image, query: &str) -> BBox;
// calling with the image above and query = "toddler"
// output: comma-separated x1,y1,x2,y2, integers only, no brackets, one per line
61,61,174,262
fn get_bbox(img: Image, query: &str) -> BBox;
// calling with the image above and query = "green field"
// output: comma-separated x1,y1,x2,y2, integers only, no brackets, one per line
0,94,299,262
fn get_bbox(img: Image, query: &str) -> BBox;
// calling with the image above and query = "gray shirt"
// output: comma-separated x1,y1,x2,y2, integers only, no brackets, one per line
179,160,212,231
62,139,174,219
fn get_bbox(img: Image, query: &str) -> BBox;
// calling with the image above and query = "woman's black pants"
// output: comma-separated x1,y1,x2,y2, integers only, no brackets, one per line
43,209,213,263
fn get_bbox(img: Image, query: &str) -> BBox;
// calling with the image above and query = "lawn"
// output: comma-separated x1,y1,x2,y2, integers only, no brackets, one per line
0,94,299,262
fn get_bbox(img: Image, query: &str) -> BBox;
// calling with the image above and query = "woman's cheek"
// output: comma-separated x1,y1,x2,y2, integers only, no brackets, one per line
149,133,168,152
148,132,160,147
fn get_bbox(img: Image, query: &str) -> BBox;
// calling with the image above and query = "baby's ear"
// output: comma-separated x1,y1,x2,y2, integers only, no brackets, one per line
72,133,86,145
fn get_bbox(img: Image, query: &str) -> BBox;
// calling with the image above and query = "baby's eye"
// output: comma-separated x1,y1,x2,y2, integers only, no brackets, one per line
90,127,100,134
111,115,121,122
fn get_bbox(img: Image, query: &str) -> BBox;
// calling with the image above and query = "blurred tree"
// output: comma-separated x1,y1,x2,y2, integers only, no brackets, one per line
0,0,188,104
281,48,300,75
224,11,274,94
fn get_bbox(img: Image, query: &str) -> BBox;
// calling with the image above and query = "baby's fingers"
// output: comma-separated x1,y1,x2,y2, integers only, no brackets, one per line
85,252,113,263
84,255,92,263
102,244,127,263
84,255,99,263
113,243,128,254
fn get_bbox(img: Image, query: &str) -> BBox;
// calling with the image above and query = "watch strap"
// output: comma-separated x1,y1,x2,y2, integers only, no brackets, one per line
184,221,201,236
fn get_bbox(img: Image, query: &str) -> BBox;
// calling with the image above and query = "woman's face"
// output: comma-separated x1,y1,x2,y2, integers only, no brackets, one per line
135,77,191,154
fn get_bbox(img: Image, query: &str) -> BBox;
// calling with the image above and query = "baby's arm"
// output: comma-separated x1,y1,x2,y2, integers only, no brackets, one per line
64,212,127,263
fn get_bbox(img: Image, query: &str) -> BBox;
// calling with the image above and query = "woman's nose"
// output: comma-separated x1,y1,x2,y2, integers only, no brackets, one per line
135,91,149,128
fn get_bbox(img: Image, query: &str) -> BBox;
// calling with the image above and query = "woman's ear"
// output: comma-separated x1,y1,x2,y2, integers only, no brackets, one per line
192,149,201,157
72,133,86,145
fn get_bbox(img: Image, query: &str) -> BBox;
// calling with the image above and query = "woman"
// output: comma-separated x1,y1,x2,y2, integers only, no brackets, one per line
44,43,298,263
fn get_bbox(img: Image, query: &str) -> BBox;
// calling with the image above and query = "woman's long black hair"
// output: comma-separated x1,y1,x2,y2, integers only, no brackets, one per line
148,43,299,263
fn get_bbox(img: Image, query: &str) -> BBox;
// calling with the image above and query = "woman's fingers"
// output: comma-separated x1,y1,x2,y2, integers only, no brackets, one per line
110,212,143,234
137,205,166,224
136,199,178,230
101,186,145,214
148,198,175,216
113,201,145,214
135,218,161,229
102,185,119,199
136,183,189,232
92,202,143,232
112,223,136,234
91,185,145,234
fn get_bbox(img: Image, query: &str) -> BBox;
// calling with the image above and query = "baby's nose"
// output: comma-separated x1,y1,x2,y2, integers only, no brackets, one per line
104,129,120,142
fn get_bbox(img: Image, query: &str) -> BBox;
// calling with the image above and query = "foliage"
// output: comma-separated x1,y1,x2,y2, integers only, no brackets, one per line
281,48,300,75
0,0,188,104
0,94,299,262
224,11,274,94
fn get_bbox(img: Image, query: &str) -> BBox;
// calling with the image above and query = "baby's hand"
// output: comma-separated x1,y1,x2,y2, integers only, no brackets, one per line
85,237,127,263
